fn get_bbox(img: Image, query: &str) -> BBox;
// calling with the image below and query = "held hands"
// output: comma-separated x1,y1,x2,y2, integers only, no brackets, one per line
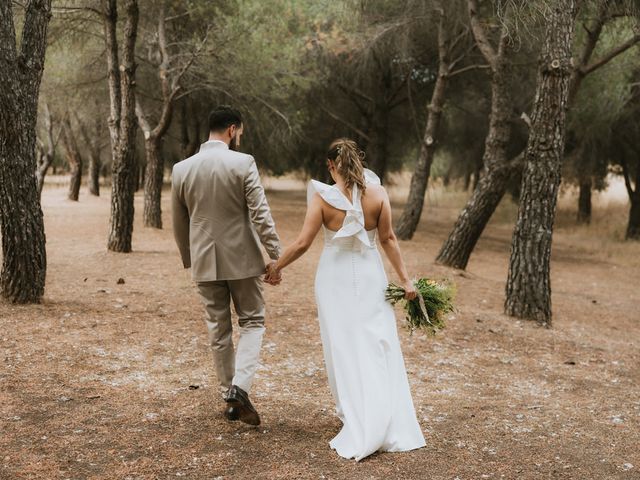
264,261,282,286
402,279,418,301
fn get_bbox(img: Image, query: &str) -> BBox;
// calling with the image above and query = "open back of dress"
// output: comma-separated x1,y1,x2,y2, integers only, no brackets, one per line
309,169,426,461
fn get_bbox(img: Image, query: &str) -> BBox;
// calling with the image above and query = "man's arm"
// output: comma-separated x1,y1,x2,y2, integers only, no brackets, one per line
171,173,191,268
244,157,282,260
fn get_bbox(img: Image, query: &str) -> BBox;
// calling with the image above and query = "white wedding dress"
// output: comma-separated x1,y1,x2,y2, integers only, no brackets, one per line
309,170,426,461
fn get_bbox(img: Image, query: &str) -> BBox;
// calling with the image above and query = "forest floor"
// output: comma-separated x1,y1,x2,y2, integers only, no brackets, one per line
1,178,639,480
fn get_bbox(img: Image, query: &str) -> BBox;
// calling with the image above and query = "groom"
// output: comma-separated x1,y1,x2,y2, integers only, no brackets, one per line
171,105,282,426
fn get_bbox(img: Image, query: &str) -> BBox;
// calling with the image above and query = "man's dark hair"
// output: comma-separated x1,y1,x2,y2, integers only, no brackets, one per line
208,105,242,132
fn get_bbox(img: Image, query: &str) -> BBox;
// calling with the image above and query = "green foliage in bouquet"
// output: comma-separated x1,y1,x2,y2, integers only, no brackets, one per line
385,278,455,335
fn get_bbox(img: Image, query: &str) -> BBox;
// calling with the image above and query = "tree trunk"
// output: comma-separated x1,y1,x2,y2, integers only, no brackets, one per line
0,0,51,304
180,97,200,158
36,149,53,196
77,114,103,197
436,161,516,269
133,159,142,192
472,159,482,190
61,119,82,201
35,102,56,197
108,144,137,252
395,13,450,240
463,170,472,191
504,0,577,325
105,0,139,253
436,23,514,269
443,164,452,187
88,152,101,196
143,138,164,228
577,177,592,224
365,106,390,182
627,193,640,240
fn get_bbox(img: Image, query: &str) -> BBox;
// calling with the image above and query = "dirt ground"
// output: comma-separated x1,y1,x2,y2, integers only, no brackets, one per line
1,179,639,480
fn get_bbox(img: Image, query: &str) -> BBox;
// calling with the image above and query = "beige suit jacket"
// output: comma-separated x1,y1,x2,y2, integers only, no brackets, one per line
171,140,282,282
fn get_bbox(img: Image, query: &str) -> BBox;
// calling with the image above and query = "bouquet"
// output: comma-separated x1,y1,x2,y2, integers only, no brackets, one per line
385,278,455,335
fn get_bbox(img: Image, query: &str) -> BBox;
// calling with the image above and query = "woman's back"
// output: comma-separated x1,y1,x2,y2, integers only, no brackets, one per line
320,183,386,233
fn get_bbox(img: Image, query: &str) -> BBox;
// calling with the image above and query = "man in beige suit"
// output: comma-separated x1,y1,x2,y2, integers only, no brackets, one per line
171,106,281,426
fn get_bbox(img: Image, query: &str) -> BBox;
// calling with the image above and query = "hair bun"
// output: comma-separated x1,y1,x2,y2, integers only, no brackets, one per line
326,138,367,194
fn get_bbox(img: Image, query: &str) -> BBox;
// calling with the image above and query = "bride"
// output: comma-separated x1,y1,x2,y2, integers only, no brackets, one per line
269,138,426,461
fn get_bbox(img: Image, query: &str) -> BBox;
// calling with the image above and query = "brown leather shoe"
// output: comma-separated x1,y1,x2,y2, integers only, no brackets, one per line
225,385,260,426
224,405,240,421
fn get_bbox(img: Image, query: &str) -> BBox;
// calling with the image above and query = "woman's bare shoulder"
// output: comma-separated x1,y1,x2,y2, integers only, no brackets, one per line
364,183,388,200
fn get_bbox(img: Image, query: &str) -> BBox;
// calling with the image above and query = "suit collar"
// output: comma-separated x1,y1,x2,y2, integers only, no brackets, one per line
200,140,229,151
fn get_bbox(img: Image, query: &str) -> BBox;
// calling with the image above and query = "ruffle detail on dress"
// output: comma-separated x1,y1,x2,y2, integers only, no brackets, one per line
307,169,380,249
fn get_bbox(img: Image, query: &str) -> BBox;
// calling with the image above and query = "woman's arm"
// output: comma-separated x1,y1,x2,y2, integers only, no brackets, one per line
271,193,324,276
377,190,417,300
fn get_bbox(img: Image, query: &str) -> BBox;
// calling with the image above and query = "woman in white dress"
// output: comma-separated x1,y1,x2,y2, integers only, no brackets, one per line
270,138,426,461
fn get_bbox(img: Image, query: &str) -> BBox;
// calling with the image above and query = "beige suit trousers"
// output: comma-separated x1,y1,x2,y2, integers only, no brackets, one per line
196,276,265,394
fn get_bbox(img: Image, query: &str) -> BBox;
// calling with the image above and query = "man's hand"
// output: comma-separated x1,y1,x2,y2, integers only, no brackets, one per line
264,261,282,286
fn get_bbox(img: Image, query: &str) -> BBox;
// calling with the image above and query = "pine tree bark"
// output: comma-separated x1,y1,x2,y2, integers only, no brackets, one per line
621,157,640,240
577,177,592,224
133,159,142,192
77,115,103,197
0,0,51,304
36,146,54,196
35,103,57,197
504,0,577,324
104,0,139,253
180,98,201,158
436,1,514,269
395,8,451,240
61,118,82,202
627,195,640,240
88,156,101,196
142,139,164,228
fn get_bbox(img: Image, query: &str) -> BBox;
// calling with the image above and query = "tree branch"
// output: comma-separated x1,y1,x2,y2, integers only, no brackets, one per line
467,0,497,69
570,2,638,100
449,63,491,77
252,95,292,133
51,5,103,17
336,81,374,106
150,6,173,139
135,97,151,137
449,25,470,53
448,40,476,71
577,1,609,68
386,75,408,106
170,25,210,94
581,34,640,76
388,96,409,110
321,107,371,141
145,12,209,140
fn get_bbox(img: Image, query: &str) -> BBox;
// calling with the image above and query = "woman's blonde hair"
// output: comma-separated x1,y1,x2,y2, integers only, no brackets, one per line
327,138,367,194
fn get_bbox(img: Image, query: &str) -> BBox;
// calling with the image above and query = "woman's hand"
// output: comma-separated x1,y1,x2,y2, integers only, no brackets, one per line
403,279,417,301
264,261,282,286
